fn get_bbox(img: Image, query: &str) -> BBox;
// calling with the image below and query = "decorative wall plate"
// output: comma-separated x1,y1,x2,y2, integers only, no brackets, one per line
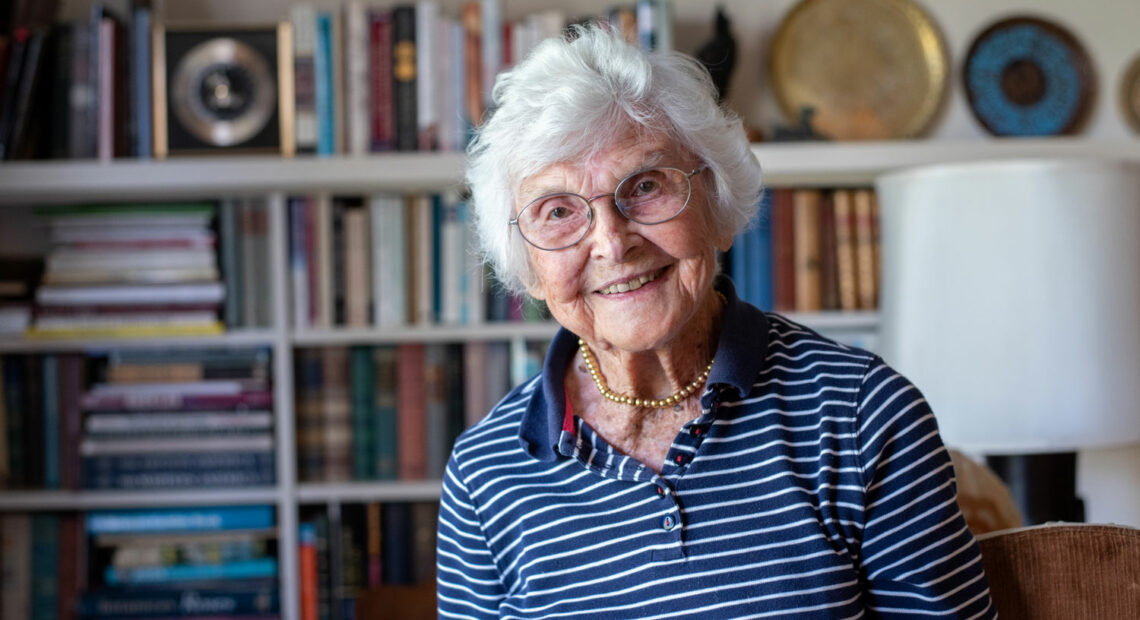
963,16,1095,136
1120,54,1140,134
769,0,949,141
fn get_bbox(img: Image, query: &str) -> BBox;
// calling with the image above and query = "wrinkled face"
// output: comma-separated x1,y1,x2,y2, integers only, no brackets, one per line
517,131,733,353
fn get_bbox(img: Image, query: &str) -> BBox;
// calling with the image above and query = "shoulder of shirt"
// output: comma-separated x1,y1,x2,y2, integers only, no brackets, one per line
450,371,542,460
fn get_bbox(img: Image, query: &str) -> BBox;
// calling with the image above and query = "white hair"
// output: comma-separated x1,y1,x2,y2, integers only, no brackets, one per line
467,23,763,295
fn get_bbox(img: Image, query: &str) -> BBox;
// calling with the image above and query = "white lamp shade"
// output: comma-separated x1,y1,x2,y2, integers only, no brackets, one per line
876,159,1140,454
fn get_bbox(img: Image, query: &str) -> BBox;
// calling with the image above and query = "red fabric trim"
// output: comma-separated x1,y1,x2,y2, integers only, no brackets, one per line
563,389,575,432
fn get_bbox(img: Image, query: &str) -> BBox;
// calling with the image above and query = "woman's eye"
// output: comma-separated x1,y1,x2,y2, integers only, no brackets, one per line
548,205,571,220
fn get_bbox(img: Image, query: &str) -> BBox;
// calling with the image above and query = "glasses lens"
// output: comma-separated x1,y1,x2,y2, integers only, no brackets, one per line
615,167,692,224
517,193,591,250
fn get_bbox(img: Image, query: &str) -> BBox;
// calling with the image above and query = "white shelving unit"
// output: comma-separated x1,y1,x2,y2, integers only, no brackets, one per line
2,137,1137,619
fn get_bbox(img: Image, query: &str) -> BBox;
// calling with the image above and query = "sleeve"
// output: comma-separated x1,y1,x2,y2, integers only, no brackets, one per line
854,357,998,619
436,453,507,619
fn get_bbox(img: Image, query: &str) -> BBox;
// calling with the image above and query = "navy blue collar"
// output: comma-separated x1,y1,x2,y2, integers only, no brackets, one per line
518,277,770,462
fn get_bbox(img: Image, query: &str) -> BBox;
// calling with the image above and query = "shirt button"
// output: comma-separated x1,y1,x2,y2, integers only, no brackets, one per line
675,454,687,465
656,485,667,497
662,516,675,530
690,426,702,437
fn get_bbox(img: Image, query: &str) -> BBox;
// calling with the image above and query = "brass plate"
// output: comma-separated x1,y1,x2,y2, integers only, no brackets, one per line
770,0,949,140
1122,54,1140,134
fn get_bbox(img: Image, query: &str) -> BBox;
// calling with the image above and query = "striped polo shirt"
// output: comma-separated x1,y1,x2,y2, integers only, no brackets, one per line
437,279,996,619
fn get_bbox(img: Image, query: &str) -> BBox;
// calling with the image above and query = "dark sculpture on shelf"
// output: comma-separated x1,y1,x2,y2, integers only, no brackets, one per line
771,106,830,142
696,6,737,103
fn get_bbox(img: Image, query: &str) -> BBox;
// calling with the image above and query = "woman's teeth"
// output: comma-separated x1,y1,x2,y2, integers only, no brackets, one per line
600,271,659,295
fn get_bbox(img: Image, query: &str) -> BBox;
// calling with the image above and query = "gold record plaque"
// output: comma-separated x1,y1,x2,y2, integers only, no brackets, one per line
1121,54,1140,134
154,24,295,157
770,0,949,140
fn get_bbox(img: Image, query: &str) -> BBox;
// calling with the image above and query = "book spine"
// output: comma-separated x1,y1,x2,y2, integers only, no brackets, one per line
373,346,399,480
853,188,878,310
367,10,394,152
321,347,352,481
832,189,858,311
83,464,275,490
315,11,336,156
86,505,276,534
30,513,60,620
103,557,278,586
391,5,418,151
792,188,823,312
349,346,375,480
1,514,31,619
770,188,796,313
292,4,318,154
2,356,26,487
344,2,370,157
80,391,274,412
396,344,427,480
41,354,60,489
290,197,311,330
299,522,319,620
415,1,439,151
132,6,151,158
79,587,279,619
219,199,243,328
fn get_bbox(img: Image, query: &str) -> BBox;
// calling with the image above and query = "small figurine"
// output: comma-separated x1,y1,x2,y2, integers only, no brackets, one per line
696,6,737,103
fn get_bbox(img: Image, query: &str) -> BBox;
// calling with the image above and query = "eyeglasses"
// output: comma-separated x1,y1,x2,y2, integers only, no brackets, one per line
510,165,707,251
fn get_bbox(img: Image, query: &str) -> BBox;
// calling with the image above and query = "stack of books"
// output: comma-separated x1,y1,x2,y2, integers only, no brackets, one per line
81,506,280,619
80,348,275,490
31,203,225,339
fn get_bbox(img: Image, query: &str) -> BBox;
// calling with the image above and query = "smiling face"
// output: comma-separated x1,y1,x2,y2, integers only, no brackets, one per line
518,131,733,354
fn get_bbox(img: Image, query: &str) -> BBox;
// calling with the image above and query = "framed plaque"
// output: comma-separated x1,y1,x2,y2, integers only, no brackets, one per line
769,0,949,141
153,24,295,157
1120,54,1140,134
963,16,1095,137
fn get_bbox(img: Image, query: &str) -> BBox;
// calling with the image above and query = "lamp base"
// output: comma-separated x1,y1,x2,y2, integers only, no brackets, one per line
986,452,1085,525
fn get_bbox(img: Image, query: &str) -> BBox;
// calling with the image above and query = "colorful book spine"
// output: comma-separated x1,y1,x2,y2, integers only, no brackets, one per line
103,557,278,585
391,5,418,151
315,11,336,156
86,506,276,534
79,587,280,619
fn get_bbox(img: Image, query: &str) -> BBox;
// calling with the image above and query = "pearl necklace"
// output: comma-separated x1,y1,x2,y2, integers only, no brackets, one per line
577,338,713,409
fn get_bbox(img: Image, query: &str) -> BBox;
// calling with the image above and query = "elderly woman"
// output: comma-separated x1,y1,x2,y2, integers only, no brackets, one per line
437,24,995,618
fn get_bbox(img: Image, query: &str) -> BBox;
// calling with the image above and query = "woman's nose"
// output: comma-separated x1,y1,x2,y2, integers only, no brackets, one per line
586,196,639,261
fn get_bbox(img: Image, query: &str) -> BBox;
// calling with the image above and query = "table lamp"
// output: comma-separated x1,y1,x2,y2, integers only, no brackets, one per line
876,158,1140,525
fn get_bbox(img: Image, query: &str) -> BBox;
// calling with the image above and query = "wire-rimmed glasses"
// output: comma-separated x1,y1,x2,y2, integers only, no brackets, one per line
509,165,707,251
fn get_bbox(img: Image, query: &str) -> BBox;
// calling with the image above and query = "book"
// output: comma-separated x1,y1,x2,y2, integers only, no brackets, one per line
769,188,796,313
391,5,418,151
396,344,427,480
104,557,278,585
294,348,324,482
415,1,439,151
86,506,276,535
299,522,319,620
792,188,823,312
818,190,839,311
79,586,279,619
373,346,399,480
292,4,318,155
320,347,352,481
315,10,336,156
367,8,394,152
853,188,878,310
832,189,858,312
344,1,370,157
349,346,375,480
1,514,31,620
30,513,61,620
343,203,371,327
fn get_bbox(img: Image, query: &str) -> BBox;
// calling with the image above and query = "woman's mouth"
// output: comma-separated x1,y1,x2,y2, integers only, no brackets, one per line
597,267,667,295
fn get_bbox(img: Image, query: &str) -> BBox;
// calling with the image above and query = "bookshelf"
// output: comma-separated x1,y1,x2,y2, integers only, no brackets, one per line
3,135,1140,620
2,0,1139,618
